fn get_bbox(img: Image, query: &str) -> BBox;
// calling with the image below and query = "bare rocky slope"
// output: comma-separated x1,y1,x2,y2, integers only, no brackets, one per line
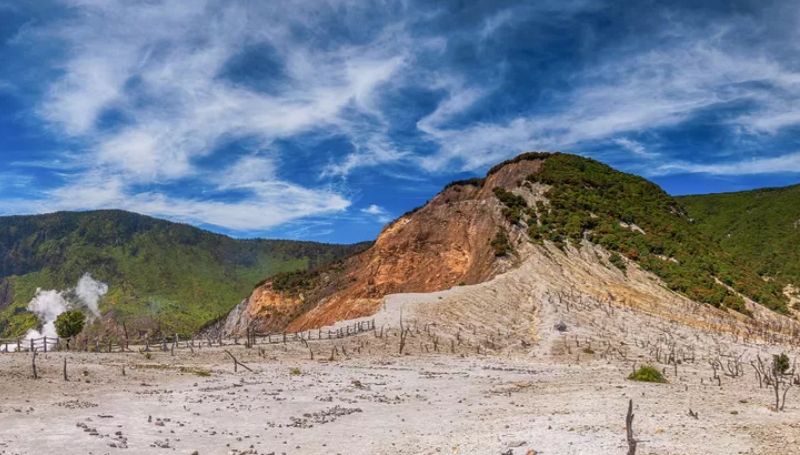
223,152,792,336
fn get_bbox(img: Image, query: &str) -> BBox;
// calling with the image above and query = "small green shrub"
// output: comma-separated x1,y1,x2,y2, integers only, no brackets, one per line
271,270,318,294
289,367,301,376
444,177,484,189
628,365,667,383
722,294,752,316
528,224,543,243
180,366,212,377
54,310,86,339
609,252,626,272
490,230,513,257
493,187,529,224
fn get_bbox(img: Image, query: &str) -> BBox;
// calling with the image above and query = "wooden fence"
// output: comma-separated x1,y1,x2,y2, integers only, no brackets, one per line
0,319,375,354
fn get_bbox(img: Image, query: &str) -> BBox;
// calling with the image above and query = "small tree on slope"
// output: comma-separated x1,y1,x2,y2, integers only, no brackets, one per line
54,310,86,348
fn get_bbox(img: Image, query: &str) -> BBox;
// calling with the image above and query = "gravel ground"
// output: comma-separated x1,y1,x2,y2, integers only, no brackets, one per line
2,339,800,455
4,244,800,454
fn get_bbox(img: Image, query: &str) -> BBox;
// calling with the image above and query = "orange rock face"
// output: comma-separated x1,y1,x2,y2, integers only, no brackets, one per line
228,156,547,334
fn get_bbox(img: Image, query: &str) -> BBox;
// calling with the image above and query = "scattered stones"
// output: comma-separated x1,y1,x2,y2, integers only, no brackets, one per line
55,400,98,409
288,406,363,428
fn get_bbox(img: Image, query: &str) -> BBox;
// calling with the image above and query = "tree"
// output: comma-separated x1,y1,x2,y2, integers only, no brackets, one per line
774,353,791,375
54,310,86,346
490,229,513,257
752,353,795,411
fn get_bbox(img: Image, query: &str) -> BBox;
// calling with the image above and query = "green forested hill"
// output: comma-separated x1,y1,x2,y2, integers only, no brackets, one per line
488,153,789,314
0,210,365,337
680,184,800,291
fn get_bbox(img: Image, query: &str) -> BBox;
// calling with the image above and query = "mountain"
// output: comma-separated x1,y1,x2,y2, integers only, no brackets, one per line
680,184,800,304
223,152,790,334
0,210,366,338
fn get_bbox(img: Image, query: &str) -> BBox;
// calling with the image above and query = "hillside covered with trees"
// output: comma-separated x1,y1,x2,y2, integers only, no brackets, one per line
0,210,365,337
480,153,789,315
680,184,800,296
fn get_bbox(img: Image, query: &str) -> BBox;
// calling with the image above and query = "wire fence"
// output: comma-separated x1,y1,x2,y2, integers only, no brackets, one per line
0,319,375,354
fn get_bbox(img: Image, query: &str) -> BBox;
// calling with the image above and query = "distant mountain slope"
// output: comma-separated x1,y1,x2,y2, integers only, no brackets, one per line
680,184,800,296
0,210,365,337
224,152,789,335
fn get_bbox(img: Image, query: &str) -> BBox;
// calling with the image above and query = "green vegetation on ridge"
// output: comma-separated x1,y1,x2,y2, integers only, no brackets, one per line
680,184,800,297
0,210,365,337
490,153,788,314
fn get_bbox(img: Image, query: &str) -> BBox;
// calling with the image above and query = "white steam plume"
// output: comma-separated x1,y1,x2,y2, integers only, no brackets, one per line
9,273,110,350
75,273,109,317
25,289,70,340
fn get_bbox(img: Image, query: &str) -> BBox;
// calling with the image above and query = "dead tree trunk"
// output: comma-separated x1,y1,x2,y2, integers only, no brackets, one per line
224,350,254,373
626,399,637,455
399,313,408,355
31,349,38,380
300,336,313,360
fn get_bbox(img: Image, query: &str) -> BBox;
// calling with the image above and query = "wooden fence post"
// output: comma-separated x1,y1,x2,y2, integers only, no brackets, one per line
31,349,38,379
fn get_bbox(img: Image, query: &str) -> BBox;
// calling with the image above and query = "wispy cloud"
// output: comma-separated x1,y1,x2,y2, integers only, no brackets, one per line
416,38,800,172
0,167,350,231
614,138,659,159
11,0,409,229
654,152,800,176
360,204,392,223
3,0,800,238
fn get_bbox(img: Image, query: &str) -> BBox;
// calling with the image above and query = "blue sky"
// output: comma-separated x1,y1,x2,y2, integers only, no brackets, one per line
1,0,799,243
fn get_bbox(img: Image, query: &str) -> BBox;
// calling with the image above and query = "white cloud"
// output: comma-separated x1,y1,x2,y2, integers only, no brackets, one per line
0,172,34,190
0,169,350,231
17,0,412,230
41,54,134,135
213,155,277,188
360,204,392,223
415,31,800,174
51,2,405,182
653,151,800,176
9,0,800,235
614,138,659,159
322,132,410,178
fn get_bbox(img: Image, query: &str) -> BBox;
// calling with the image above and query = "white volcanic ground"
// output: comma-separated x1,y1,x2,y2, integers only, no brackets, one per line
2,244,800,454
